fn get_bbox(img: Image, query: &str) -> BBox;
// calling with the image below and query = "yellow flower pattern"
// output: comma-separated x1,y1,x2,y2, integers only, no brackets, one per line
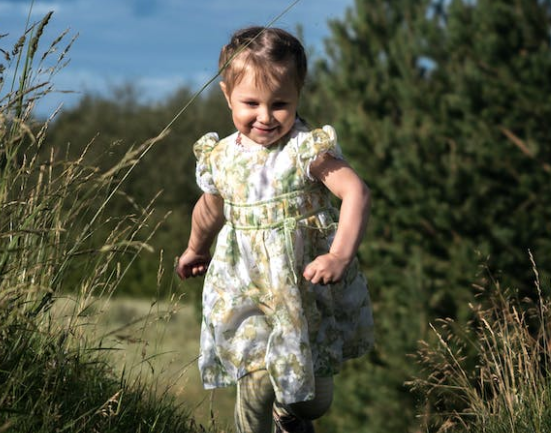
193,120,374,404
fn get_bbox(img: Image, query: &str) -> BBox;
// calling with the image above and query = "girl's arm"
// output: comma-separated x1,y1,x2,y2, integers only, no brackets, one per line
304,154,371,285
176,193,225,280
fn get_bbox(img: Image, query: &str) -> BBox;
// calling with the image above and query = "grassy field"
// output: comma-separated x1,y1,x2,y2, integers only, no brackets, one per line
54,295,237,432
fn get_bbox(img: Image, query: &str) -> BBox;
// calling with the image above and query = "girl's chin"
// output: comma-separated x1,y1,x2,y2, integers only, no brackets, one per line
249,132,281,146
252,126,293,144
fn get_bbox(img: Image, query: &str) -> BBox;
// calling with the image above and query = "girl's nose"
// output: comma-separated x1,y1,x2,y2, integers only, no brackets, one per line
258,106,272,123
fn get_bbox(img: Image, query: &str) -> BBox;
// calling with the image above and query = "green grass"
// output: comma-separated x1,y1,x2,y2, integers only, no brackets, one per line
0,304,197,432
0,12,221,433
410,255,551,433
59,295,237,432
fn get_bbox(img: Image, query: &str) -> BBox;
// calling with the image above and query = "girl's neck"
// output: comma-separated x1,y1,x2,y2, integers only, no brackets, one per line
235,132,281,150
235,118,302,150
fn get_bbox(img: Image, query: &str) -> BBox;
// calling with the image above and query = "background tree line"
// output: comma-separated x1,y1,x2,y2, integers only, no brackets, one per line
42,0,551,431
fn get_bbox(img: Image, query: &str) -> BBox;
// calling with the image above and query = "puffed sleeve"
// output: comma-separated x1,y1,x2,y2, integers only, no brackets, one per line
193,132,220,194
298,125,344,181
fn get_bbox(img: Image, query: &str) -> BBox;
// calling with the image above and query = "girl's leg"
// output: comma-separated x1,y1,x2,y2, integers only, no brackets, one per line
235,370,275,433
289,376,334,420
273,376,334,432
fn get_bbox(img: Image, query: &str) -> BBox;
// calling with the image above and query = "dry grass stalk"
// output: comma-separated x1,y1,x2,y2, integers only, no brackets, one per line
409,257,551,433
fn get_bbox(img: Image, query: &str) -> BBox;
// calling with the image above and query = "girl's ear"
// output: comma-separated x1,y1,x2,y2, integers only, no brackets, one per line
220,82,232,109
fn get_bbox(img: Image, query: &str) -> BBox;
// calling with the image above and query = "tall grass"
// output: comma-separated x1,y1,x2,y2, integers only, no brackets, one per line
0,12,208,433
410,254,551,433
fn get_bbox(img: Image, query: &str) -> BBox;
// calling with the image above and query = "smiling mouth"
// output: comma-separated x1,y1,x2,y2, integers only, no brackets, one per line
254,127,278,135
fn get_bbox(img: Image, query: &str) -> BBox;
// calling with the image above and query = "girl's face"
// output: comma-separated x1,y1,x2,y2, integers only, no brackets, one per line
221,67,299,148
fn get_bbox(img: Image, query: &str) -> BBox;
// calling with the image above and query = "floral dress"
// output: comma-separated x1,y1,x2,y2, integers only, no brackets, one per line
194,119,374,404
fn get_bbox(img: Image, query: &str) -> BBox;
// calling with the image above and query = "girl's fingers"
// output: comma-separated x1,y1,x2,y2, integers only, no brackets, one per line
303,256,345,285
303,263,325,285
303,264,314,281
176,262,208,280
193,264,208,276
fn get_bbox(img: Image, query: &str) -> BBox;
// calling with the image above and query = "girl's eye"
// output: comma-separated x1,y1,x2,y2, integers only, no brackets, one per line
273,102,288,109
244,101,258,107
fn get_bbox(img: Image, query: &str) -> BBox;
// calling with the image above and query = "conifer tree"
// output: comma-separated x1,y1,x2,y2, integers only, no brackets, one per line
309,0,551,431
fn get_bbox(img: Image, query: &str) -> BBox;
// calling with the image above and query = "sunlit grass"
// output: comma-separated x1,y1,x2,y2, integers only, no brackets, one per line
410,254,551,433
0,11,214,433
64,296,236,432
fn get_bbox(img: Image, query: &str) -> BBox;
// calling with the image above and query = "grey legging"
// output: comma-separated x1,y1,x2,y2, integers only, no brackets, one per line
235,369,333,433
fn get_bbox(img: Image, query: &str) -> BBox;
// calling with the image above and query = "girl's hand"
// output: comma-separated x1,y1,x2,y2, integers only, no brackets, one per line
303,253,350,285
176,247,212,280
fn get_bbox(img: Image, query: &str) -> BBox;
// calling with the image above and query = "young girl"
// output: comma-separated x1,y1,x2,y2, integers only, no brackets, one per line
176,27,374,433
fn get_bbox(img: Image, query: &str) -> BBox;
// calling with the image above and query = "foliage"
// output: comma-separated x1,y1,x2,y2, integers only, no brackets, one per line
0,13,210,433
44,84,234,304
310,0,551,431
410,254,551,433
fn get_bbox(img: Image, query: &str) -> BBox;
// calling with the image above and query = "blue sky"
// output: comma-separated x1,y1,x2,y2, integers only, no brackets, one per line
1,0,353,117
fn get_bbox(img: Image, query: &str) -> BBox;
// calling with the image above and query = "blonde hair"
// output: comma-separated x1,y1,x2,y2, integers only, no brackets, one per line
219,27,308,96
